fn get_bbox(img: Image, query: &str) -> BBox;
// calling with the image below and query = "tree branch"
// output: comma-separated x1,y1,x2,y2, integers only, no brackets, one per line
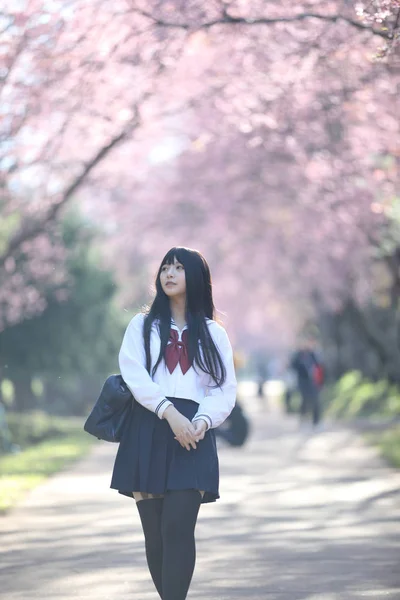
0,116,139,266
132,9,392,39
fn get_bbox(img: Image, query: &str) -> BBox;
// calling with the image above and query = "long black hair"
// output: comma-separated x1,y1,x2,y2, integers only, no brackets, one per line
143,246,226,387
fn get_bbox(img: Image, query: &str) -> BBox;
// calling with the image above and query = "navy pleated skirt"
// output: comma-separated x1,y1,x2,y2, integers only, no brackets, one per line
110,397,219,504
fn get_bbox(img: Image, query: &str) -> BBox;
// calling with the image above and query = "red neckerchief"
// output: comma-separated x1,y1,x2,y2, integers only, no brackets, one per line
164,329,191,374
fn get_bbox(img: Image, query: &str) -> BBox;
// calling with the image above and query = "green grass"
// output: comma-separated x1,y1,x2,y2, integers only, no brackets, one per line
367,426,400,468
0,428,95,514
323,371,400,420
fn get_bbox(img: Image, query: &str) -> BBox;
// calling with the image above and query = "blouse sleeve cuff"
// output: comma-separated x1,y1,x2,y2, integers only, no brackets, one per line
192,414,213,430
156,399,173,420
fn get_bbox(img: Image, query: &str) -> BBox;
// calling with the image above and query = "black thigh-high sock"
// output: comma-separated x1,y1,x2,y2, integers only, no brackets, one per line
136,498,164,599
161,490,202,600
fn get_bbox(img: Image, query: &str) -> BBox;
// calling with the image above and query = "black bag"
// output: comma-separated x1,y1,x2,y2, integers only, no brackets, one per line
84,374,134,442
215,401,249,447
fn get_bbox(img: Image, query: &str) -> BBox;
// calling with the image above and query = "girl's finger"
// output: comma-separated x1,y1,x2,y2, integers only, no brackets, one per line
184,430,195,442
188,430,198,442
177,435,190,451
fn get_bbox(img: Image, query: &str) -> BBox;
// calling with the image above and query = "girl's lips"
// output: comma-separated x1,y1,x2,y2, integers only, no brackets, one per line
165,282,176,286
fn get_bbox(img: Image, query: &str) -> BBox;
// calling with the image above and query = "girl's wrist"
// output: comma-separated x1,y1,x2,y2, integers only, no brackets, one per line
193,418,208,431
163,405,178,422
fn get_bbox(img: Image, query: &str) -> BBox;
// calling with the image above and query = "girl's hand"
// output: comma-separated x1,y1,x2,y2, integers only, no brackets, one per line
193,419,208,442
163,406,197,450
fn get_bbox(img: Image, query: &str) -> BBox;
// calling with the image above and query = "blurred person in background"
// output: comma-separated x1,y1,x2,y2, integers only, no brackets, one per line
291,336,325,428
256,358,268,410
111,247,237,600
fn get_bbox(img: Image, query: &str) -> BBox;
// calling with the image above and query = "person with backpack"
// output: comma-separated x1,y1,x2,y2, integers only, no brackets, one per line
111,246,237,600
291,336,325,428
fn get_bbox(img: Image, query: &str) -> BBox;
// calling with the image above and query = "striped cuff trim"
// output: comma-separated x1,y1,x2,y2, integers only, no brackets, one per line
155,398,170,417
193,414,213,430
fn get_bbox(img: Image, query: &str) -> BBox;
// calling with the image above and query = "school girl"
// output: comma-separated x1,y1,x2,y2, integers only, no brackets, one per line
110,246,237,600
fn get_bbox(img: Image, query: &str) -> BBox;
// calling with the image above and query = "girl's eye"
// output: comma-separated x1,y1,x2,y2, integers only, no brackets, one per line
176,265,184,270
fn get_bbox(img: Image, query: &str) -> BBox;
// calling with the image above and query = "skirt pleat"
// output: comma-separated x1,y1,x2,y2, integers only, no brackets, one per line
110,397,219,504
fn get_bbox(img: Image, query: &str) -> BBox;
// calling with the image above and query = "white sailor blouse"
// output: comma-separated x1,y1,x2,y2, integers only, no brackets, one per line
118,313,237,430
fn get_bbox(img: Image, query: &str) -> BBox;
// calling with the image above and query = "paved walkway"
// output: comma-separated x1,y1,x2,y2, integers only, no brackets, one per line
1,393,400,600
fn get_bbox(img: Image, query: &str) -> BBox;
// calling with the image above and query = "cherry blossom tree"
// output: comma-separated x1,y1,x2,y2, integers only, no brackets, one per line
1,0,399,379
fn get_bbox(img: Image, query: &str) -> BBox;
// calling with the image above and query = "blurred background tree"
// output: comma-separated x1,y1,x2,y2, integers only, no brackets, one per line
0,0,399,418
0,213,124,414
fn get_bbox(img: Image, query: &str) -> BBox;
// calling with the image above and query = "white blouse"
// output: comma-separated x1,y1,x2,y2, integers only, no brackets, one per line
118,313,237,429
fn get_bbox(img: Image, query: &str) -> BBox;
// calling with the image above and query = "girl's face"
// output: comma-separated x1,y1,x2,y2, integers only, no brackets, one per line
160,257,186,298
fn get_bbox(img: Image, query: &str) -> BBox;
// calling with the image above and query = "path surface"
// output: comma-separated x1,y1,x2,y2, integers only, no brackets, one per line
1,391,400,600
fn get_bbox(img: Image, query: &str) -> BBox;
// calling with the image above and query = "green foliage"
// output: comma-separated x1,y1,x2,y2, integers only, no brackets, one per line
5,411,81,449
0,379,14,406
1,219,122,377
0,424,95,513
325,371,400,419
367,426,400,468
0,211,126,414
0,212,21,255
375,196,400,257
